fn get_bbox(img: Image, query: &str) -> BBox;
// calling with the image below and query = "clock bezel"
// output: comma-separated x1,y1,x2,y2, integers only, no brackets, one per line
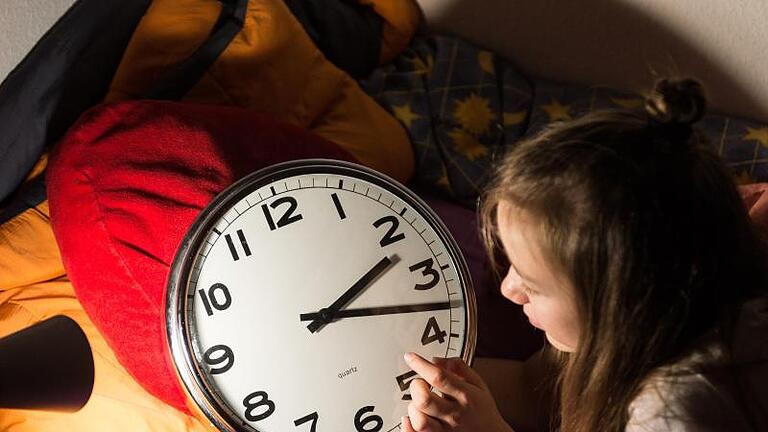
166,159,478,432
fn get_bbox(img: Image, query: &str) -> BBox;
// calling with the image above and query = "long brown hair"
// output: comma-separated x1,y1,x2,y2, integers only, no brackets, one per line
480,78,767,431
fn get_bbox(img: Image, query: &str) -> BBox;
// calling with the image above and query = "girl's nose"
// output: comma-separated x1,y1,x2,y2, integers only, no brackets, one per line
500,265,528,305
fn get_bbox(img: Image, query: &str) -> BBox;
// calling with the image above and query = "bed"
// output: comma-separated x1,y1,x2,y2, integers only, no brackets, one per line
1,1,767,431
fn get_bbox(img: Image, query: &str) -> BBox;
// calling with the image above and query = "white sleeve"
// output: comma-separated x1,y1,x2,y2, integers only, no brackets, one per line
625,373,753,432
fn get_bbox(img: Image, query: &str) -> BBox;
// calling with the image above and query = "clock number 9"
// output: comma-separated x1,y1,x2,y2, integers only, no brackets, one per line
198,283,232,316
354,406,383,432
409,258,440,290
372,215,405,247
243,390,276,422
203,344,234,375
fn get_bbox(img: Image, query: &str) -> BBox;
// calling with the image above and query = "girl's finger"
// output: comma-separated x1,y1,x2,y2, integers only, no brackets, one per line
432,357,487,389
408,401,446,432
402,416,416,432
404,352,468,398
409,378,456,418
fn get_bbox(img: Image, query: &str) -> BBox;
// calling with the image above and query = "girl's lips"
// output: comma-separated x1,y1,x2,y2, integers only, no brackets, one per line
525,312,542,329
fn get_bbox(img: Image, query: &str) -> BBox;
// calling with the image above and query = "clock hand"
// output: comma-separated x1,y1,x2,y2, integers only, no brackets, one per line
299,301,453,321
306,256,394,333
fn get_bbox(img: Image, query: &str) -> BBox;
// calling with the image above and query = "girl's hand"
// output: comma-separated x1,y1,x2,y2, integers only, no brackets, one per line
401,353,515,432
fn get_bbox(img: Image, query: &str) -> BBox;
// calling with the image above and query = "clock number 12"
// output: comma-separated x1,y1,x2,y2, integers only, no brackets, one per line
262,196,303,231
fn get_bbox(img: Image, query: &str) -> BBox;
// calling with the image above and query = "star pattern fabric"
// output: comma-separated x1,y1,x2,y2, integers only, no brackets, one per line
528,81,768,184
362,36,533,207
362,36,768,205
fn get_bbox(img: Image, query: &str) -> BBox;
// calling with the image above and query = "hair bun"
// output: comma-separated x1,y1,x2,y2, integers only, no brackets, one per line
644,78,707,126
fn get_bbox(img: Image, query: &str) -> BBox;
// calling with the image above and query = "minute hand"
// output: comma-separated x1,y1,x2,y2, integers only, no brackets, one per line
307,256,393,333
300,301,452,321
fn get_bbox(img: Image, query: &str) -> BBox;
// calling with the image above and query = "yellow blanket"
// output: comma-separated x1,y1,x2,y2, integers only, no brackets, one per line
106,0,418,184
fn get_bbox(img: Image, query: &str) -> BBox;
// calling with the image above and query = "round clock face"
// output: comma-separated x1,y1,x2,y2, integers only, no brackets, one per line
167,160,476,432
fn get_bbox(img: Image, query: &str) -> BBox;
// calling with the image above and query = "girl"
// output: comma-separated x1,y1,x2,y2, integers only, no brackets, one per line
402,78,768,432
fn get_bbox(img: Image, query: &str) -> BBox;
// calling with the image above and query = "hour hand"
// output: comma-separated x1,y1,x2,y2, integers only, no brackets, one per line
306,256,395,333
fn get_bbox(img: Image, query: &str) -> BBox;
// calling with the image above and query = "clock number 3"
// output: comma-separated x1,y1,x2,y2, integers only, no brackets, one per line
243,390,276,422
372,215,405,247
354,406,383,432
198,283,232,316
409,258,440,290
262,196,303,231
294,411,319,432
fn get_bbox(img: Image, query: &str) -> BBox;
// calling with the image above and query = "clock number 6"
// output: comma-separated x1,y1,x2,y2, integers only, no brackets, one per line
243,390,275,422
198,283,232,316
354,406,383,432
408,258,440,290
262,196,303,231
294,411,319,432
203,344,234,375
372,215,405,247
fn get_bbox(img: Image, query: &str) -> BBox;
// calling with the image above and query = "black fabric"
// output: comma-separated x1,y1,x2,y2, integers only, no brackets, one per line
146,0,248,100
0,0,151,207
0,176,47,225
283,0,383,79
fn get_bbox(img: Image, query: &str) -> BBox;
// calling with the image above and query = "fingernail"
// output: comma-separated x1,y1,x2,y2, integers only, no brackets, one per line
404,352,415,363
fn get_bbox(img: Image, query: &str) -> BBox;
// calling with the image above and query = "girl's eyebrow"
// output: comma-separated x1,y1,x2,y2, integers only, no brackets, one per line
508,259,543,287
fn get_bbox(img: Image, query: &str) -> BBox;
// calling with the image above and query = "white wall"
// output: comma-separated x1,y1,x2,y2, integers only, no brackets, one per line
0,0,76,81
2,0,767,122
416,0,768,122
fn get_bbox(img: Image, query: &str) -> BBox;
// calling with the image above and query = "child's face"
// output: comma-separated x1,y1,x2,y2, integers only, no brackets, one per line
496,202,580,352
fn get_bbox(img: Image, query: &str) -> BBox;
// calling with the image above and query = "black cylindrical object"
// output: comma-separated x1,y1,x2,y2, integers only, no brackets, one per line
0,315,94,411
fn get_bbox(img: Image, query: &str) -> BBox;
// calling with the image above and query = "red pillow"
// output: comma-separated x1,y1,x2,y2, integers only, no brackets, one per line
47,101,355,412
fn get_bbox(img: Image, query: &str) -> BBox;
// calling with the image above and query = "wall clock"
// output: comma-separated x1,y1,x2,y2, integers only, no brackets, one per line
166,159,477,431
